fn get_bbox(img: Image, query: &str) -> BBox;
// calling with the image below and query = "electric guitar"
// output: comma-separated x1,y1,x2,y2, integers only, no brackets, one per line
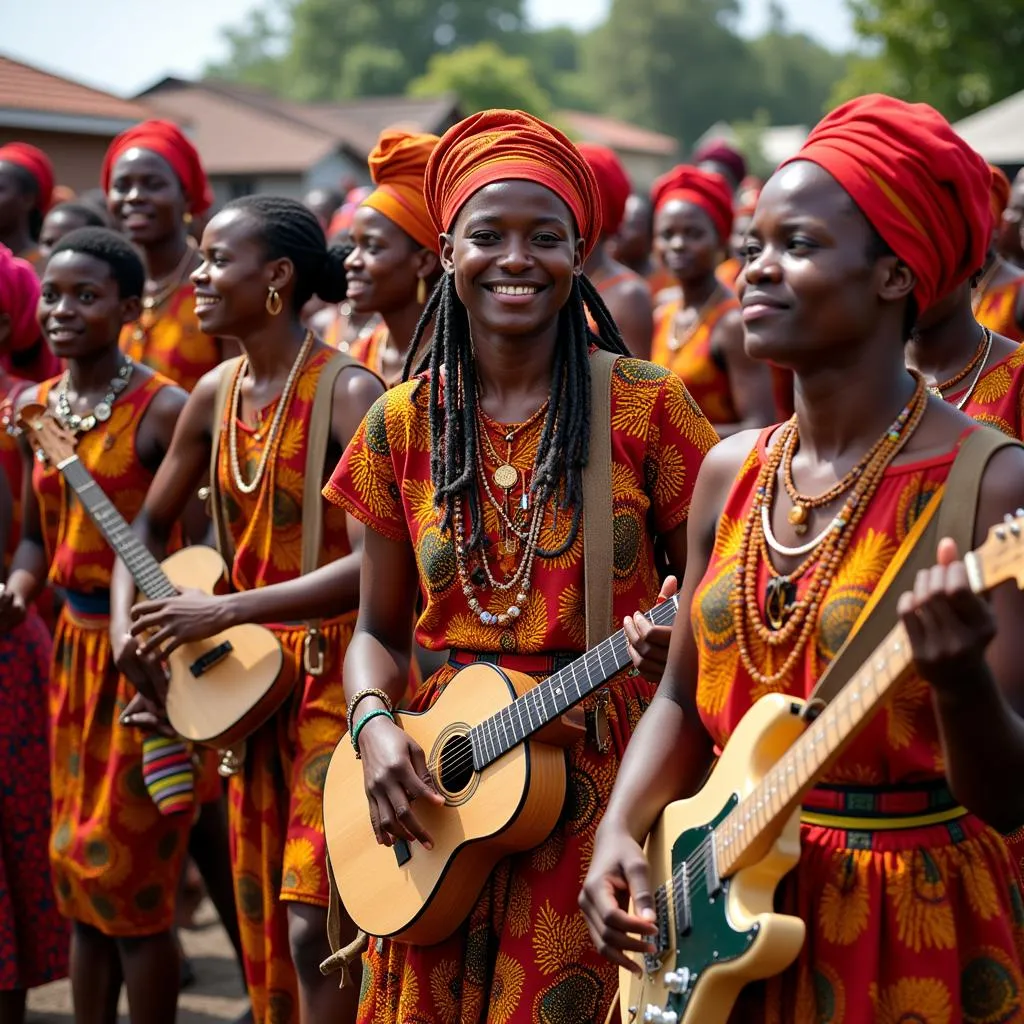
18,404,287,748
620,511,1024,1024
323,594,680,945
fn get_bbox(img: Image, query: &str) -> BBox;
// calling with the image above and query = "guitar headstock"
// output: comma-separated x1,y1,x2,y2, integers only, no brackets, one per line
16,403,77,466
971,510,1024,591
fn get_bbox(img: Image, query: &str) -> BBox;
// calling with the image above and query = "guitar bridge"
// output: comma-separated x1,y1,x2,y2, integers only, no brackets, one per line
644,885,671,974
190,641,234,678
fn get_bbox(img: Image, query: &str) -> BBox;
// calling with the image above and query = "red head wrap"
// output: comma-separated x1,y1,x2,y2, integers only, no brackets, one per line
362,130,441,252
0,143,55,214
651,165,733,242
577,143,632,237
692,140,747,187
101,120,212,216
990,164,1012,229
0,245,41,354
783,94,992,313
423,109,602,257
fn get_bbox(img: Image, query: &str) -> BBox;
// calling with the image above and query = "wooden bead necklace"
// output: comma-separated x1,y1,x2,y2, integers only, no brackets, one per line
927,326,991,396
732,374,927,688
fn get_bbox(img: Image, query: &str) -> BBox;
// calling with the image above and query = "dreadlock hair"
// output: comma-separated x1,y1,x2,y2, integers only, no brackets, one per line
49,227,145,299
223,194,348,312
403,271,631,558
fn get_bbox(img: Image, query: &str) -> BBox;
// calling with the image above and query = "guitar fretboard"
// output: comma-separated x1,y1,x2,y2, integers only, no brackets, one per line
59,456,177,600
469,594,679,770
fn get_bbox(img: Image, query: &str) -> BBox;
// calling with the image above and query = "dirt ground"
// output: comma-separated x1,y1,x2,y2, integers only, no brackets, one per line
26,900,250,1023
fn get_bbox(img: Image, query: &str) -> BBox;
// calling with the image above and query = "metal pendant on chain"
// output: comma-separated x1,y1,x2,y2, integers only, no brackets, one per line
764,576,798,631
57,359,133,434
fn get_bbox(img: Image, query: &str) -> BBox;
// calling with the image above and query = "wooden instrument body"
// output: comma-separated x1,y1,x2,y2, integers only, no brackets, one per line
160,546,288,748
323,662,569,945
620,694,808,1024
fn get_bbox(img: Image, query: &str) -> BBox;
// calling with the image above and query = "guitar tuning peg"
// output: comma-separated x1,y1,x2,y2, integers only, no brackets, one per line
1005,513,1016,524
1016,509,1024,518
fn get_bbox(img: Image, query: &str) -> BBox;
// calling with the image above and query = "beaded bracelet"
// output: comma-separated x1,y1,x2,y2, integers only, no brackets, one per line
347,687,394,724
351,708,395,759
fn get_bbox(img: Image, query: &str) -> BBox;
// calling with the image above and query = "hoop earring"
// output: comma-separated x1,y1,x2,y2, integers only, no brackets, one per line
416,277,426,305
266,287,283,316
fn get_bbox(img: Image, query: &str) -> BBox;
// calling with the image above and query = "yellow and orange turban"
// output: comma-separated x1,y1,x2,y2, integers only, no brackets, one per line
651,165,734,242
362,129,440,253
423,109,602,256
990,164,1012,230
782,94,991,313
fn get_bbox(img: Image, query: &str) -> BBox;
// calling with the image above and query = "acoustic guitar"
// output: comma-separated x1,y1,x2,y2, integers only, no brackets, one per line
620,511,1024,1024
18,403,287,748
323,594,680,945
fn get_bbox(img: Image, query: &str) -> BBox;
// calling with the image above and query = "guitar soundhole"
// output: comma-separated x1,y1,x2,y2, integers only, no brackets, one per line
437,733,474,794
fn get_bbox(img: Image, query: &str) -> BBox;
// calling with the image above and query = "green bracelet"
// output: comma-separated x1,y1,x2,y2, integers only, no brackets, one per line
351,707,395,758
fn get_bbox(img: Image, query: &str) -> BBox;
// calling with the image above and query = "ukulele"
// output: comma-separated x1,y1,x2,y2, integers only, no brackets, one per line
620,510,1024,1024
18,404,287,748
323,594,680,945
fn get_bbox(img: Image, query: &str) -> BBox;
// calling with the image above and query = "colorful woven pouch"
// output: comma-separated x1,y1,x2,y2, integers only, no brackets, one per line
141,734,196,816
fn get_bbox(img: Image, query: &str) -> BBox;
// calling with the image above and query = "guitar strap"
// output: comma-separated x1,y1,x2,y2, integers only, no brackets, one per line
806,428,1022,710
208,356,243,568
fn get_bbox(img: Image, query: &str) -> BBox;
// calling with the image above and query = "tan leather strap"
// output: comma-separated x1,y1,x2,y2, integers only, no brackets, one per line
319,852,368,985
583,350,619,649
808,428,1023,709
208,356,243,566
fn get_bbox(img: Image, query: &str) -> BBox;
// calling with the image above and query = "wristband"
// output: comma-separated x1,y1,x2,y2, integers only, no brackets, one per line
351,707,395,759
347,687,394,724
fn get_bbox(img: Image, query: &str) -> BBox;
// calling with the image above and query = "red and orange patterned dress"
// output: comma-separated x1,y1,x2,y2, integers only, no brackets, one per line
692,429,1024,1022
651,295,741,426
325,356,718,1024
33,372,192,936
213,345,363,1023
0,371,68,990
120,282,220,391
976,276,1024,344
348,321,389,372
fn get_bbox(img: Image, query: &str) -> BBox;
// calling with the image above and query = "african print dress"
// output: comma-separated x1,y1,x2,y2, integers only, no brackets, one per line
120,282,220,391
0,372,68,989
212,345,362,1024
33,372,192,937
651,295,741,426
692,429,1024,1023
325,356,718,1024
976,277,1024,344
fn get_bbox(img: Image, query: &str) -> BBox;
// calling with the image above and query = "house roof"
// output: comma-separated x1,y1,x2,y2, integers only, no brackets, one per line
137,77,460,175
0,53,152,133
954,89,1024,165
558,110,678,157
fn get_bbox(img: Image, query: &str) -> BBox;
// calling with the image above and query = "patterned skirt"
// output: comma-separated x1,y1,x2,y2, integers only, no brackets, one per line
0,607,68,989
49,600,191,937
356,661,656,1024
227,614,354,1024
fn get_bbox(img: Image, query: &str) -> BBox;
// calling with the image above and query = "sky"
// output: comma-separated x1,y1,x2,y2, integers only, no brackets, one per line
3,0,855,99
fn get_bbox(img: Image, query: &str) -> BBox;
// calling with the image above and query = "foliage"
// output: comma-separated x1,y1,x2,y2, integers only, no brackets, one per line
832,0,1024,118
409,42,552,117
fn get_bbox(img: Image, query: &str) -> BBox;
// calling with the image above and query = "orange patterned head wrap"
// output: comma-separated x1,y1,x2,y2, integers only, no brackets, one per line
0,143,55,214
423,109,602,257
577,143,632,237
102,119,212,216
362,129,441,253
782,94,991,313
989,164,1012,230
650,165,734,242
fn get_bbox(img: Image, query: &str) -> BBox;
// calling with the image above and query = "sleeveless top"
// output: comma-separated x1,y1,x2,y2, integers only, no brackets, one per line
651,295,740,425
692,427,971,785
120,283,220,392
954,345,1024,438
33,373,174,593
214,346,353,592
976,276,1024,344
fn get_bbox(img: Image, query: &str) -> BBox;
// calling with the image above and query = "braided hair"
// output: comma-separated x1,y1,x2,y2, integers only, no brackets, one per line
404,271,631,557
223,194,348,310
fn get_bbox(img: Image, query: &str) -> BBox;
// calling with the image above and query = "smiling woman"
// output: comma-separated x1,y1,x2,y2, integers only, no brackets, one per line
322,109,719,1024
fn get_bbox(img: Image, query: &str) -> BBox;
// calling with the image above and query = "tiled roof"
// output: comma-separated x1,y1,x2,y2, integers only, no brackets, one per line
0,53,152,124
558,110,679,156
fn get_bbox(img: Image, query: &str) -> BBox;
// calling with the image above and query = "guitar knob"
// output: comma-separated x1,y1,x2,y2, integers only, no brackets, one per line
664,967,691,994
643,1007,671,1023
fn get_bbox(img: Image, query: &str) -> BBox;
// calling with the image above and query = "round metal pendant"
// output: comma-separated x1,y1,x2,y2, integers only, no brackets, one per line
93,401,112,423
492,464,518,490
80,415,96,432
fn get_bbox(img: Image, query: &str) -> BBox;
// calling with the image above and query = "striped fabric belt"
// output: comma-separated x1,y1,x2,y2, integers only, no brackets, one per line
801,780,967,832
446,649,578,674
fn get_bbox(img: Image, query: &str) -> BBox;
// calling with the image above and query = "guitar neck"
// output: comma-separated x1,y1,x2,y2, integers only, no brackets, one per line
58,456,176,601
469,594,680,770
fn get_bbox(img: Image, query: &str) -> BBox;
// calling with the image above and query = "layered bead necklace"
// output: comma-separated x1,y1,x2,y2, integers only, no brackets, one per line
733,374,928,688
926,327,993,410
56,357,134,435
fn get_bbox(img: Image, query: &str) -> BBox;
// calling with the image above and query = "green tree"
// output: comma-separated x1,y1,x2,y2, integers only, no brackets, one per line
833,0,1024,118
409,42,552,117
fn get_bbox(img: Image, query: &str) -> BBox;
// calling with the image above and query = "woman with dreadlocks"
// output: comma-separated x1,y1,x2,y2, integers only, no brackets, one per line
323,109,718,1024
109,194,384,1023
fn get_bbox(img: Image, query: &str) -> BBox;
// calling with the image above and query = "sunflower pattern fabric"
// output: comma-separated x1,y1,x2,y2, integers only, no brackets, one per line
325,355,718,1023
213,344,356,1023
692,429,1024,1023
957,345,1024,436
976,279,1024,344
120,283,221,391
33,374,192,936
